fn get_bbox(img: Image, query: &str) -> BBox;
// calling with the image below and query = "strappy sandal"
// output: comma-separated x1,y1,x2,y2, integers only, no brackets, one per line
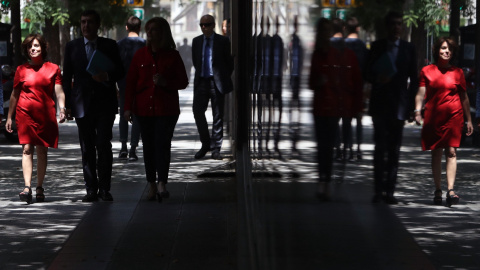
433,189,442,205
36,186,45,202
446,189,460,206
19,186,32,204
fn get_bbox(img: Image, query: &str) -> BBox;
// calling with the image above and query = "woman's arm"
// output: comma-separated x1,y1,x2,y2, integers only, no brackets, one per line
55,84,66,123
459,91,473,136
414,86,426,125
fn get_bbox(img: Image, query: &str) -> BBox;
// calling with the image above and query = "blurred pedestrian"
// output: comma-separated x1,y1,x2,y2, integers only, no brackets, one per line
124,17,188,202
414,37,473,206
309,18,362,200
63,9,125,202
271,16,285,159
5,34,66,203
344,17,368,160
178,38,193,82
0,67,3,124
288,15,304,158
366,11,418,204
117,15,145,161
192,14,234,160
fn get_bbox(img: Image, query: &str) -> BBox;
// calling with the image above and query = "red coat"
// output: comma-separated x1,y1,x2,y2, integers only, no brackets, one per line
309,46,363,117
125,47,188,116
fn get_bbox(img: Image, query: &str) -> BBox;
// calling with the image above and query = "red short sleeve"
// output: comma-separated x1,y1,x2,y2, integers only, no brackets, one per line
418,67,426,87
54,65,62,85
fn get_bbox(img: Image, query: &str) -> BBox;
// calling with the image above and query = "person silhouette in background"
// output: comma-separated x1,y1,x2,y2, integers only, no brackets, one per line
366,11,418,204
288,15,304,158
117,16,145,162
344,17,368,161
178,38,193,82
271,16,285,159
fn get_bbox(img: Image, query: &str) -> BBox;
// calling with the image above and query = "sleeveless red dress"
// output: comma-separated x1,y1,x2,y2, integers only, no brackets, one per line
14,62,62,148
419,64,466,150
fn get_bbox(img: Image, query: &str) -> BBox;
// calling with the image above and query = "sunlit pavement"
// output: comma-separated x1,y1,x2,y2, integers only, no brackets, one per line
1,81,480,269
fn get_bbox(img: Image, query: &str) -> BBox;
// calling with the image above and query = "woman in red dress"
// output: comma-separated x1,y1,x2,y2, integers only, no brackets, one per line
5,34,66,204
415,37,473,206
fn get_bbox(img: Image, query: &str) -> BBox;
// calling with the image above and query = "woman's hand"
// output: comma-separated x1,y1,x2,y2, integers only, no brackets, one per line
466,121,474,136
124,110,132,123
5,118,13,133
414,113,423,126
58,110,66,123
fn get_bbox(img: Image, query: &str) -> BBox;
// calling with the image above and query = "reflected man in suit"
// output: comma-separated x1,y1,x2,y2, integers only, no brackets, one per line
192,14,234,160
288,15,303,157
63,9,124,202
366,11,418,204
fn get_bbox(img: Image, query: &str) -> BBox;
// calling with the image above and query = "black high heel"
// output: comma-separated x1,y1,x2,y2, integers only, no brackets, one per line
433,189,442,205
36,186,45,202
156,192,163,203
159,191,170,198
446,189,460,206
19,186,32,204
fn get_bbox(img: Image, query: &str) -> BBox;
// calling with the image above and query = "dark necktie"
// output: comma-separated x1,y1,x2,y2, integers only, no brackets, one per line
86,41,95,61
203,37,211,77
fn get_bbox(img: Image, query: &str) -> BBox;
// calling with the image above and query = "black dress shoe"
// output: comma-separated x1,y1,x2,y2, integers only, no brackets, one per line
98,190,114,201
371,194,383,203
118,150,128,159
82,192,98,202
159,191,170,198
212,150,222,160
195,147,209,159
128,151,138,161
384,194,398,205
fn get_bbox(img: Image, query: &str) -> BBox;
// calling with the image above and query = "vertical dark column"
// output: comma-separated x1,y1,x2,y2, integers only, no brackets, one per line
10,0,21,67
233,0,258,269
476,0,480,121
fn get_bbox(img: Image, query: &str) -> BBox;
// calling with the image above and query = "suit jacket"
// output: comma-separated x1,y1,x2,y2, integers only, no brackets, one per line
63,37,124,118
192,33,233,94
366,39,418,120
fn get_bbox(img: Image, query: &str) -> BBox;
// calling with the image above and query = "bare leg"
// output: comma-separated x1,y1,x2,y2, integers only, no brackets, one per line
21,144,34,192
36,146,48,188
431,148,443,190
445,147,457,194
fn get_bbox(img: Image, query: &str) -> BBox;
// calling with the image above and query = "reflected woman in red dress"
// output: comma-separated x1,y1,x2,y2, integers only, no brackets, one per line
5,34,66,204
414,37,473,206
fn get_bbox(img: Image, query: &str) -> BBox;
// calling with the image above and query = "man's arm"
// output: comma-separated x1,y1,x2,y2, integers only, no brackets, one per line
62,41,73,110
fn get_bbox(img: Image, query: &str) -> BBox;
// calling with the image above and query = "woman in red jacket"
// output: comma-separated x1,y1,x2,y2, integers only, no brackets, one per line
124,17,188,202
309,18,363,201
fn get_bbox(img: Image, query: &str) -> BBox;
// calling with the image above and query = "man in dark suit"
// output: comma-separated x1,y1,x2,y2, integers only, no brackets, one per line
192,14,234,160
63,10,124,202
366,11,418,204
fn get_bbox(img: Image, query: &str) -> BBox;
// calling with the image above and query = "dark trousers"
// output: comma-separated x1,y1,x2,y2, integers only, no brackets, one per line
75,112,116,193
289,76,301,148
314,116,340,182
372,116,405,195
272,76,283,149
118,82,141,147
193,78,225,151
137,115,178,184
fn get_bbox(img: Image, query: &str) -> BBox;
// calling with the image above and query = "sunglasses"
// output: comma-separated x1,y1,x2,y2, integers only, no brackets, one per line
199,23,214,27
